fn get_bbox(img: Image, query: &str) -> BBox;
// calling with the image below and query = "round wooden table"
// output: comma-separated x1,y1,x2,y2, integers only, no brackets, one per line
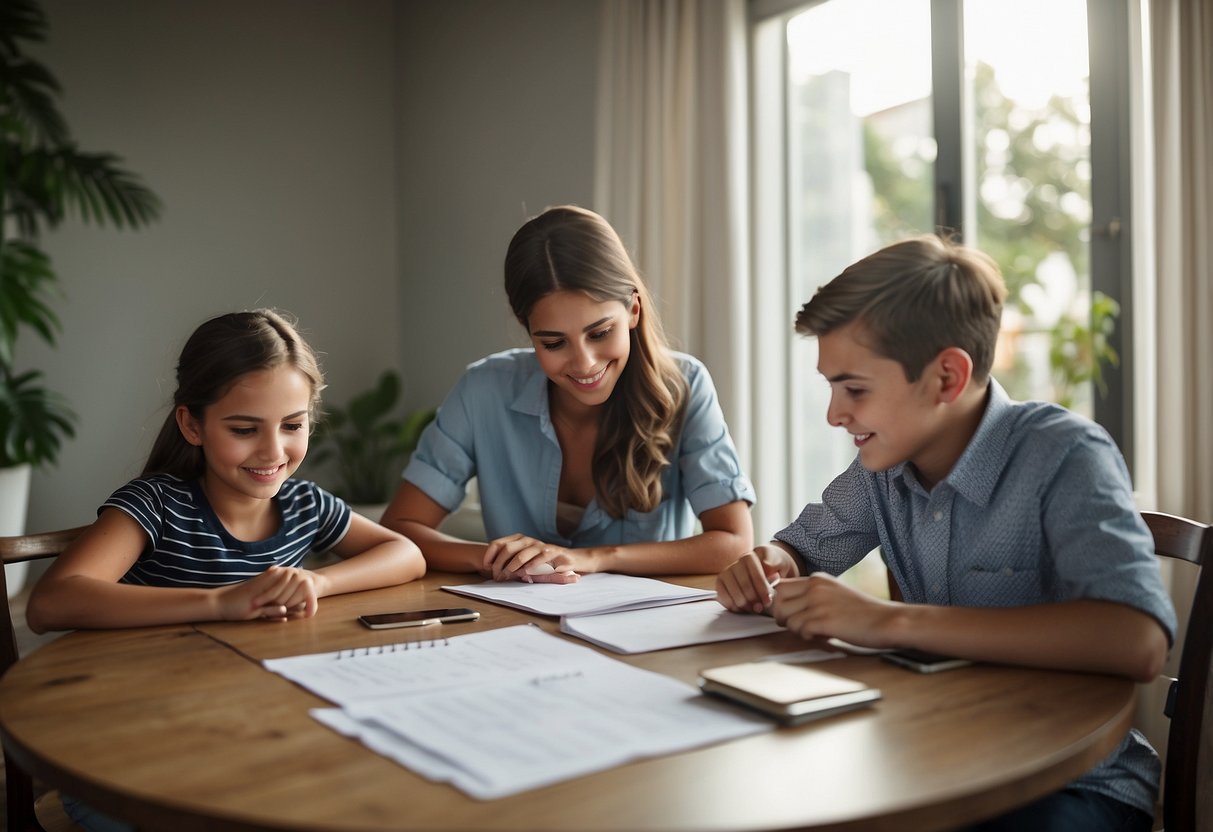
0,573,1137,832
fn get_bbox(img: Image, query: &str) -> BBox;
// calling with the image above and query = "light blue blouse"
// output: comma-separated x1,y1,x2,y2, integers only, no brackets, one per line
774,378,1176,816
404,348,755,547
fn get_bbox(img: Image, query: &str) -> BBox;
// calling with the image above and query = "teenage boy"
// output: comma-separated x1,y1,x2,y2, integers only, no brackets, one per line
717,235,1175,831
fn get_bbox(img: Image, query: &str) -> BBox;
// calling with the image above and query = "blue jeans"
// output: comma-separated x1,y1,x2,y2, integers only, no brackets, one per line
60,793,135,832
961,787,1153,832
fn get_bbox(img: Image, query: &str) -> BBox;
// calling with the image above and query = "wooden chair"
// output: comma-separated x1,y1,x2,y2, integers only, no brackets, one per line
1,526,91,832
1143,510,1213,832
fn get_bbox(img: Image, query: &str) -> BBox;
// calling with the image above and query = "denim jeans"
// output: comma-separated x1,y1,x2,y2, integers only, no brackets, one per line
60,793,135,832
961,787,1153,832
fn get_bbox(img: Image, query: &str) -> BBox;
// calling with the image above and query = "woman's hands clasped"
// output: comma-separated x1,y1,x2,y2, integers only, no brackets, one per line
482,534,580,584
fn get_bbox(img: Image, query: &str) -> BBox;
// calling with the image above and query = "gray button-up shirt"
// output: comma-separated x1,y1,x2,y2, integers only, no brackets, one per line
775,379,1176,815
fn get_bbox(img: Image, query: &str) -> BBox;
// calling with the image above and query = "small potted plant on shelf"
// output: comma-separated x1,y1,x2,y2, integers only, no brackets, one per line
1,0,161,594
308,369,435,516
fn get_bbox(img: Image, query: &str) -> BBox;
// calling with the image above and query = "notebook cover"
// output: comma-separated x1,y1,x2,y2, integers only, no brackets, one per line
699,662,881,724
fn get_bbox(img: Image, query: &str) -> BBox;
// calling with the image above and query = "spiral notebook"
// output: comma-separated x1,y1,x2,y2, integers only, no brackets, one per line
263,625,773,799
262,624,587,704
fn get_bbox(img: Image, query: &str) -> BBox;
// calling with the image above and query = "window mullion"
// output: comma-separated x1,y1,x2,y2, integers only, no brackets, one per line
930,0,966,237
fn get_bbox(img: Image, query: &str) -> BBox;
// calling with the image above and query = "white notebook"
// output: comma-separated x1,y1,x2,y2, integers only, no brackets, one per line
442,572,713,617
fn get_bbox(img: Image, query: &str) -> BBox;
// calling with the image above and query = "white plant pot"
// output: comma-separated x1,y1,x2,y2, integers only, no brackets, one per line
0,463,32,598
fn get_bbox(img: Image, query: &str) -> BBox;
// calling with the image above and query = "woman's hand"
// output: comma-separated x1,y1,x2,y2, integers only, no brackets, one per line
216,566,325,621
482,534,579,583
716,544,800,614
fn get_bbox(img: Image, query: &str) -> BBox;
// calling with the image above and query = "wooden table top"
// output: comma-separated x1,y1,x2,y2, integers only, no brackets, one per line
0,572,1137,832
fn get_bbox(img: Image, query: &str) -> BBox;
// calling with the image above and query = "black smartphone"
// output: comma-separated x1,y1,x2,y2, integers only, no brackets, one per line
880,648,972,673
357,608,480,630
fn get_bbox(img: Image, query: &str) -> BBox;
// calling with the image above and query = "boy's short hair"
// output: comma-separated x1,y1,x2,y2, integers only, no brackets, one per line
795,234,1008,382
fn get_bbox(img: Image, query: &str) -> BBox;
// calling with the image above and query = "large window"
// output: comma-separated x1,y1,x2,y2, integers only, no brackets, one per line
750,0,1133,587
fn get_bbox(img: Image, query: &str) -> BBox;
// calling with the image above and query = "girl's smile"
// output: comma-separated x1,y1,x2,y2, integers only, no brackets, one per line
177,364,313,509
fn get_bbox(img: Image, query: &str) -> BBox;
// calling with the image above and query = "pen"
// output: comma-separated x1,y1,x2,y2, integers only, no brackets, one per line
759,574,781,613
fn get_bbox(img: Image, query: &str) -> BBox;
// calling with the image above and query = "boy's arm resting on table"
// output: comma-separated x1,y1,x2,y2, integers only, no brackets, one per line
772,573,1170,683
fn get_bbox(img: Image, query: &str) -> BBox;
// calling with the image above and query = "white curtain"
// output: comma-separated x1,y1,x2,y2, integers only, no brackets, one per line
1145,0,1213,809
1152,2,1213,522
594,0,752,470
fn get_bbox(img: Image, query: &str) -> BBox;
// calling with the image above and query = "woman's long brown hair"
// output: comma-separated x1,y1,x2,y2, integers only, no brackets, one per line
504,206,686,518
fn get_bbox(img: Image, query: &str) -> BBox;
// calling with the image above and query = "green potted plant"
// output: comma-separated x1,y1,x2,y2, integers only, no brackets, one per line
1,0,161,591
309,369,436,512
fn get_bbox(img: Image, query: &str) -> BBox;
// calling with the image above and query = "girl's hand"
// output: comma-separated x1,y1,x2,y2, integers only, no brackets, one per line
217,566,323,621
716,545,800,614
771,572,900,647
482,534,579,583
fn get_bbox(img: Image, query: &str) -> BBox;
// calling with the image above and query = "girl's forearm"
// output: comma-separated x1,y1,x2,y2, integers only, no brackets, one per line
27,576,218,633
314,539,426,595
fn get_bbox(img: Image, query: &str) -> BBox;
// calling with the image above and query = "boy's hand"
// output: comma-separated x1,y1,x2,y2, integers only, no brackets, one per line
716,544,800,614
217,566,321,622
772,572,899,647
482,534,579,583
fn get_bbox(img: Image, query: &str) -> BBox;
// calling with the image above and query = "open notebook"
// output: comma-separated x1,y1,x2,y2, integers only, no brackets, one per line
442,573,784,653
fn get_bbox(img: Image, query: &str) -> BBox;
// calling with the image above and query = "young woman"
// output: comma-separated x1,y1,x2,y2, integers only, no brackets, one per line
27,309,425,633
381,206,754,582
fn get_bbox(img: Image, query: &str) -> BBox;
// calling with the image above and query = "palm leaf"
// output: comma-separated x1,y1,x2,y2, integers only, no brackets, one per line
7,146,161,237
0,368,75,467
0,0,158,470
0,56,66,145
0,0,48,58
0,240,58,362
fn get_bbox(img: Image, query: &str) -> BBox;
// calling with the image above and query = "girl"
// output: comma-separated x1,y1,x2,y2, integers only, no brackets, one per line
381,205,755,582
27,309,425,633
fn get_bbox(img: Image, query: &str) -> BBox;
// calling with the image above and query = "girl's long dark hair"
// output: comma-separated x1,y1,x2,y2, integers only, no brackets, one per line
142,309,324,479
504,206,686,518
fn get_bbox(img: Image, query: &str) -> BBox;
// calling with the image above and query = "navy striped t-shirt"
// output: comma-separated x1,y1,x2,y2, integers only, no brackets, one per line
102,475,352,587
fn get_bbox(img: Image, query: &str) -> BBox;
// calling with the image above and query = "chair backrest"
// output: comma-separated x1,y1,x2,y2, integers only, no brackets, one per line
0,525,89,832
1142,510,1213,832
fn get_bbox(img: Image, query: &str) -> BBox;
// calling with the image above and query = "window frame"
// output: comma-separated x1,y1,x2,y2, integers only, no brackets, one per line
747,0,1137,535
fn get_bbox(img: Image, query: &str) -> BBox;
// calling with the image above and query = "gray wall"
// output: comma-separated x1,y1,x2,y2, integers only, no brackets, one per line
395,0,598,410
23,0,599,536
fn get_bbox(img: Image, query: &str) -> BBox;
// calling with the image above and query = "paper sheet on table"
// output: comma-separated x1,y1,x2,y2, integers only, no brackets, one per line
441,572,713,617
558,599,786,654
264,624,590,704
315,651,771,800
